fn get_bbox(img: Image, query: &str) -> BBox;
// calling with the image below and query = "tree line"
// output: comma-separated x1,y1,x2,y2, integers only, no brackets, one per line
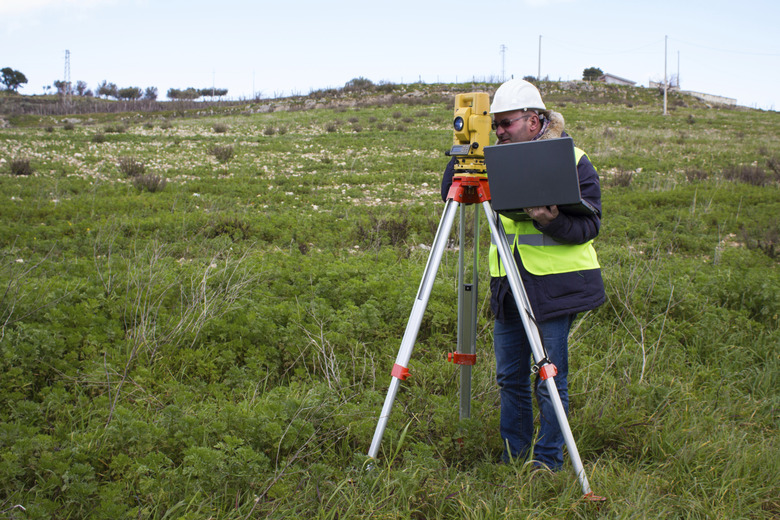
1,66,228,101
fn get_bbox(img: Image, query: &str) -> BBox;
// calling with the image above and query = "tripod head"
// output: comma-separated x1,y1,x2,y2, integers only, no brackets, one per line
447,92,492,175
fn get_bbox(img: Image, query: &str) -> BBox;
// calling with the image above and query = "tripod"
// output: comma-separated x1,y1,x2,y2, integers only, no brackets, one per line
367,173,601,500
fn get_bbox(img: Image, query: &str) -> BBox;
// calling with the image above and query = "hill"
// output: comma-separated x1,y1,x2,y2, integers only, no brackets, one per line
0,80,778,519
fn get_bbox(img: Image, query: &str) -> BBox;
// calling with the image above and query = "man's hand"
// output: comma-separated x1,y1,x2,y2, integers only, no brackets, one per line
524,205,559,227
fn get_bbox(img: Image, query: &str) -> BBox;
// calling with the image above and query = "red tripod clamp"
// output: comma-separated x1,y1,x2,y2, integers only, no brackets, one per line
446,174,491,205
447,352,476,365
532,358,558,380
390,363,410,381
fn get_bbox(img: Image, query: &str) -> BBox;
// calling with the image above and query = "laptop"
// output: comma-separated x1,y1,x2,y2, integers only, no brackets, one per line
484,137,598,221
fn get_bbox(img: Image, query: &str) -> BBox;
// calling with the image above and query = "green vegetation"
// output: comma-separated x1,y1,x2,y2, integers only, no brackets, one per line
1,67,28,92
582,67,604,81
0,81,778,519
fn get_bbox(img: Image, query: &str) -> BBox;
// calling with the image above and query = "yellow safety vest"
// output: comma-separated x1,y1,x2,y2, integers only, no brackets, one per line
489,147,601,277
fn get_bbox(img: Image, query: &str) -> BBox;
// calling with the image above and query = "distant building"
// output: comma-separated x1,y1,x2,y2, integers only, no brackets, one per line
648,81,737,106
681,90,737,106
598,73,636,86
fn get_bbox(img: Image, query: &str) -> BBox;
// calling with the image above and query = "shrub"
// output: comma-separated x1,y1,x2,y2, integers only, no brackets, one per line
118,156,145,177
376,81,395,93
263,126,276,136
766,156,780,175
685,168,709,182
610,170,633,187
63,121,75,131
209,145,234,163
343,77,374,92
722,164,772,186
739,221,779,259
206,216,251,241
10,157,34,176
132,173,167,192
104,124,127,133
213,123,229,133
355,212,410,250
91,132,107,144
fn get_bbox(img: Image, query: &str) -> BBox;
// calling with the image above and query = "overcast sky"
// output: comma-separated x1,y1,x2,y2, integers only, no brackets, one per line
2,0,778,110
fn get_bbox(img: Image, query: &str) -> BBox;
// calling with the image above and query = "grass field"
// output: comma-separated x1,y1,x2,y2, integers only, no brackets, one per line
0,81,778,519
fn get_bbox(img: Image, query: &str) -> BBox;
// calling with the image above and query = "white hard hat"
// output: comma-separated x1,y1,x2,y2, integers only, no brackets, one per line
490,78,546,114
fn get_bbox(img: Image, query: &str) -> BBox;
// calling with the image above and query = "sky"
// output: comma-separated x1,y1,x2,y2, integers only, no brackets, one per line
1,0,779,111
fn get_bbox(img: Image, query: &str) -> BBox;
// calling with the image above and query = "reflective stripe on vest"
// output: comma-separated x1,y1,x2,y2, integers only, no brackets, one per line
489,147,600,277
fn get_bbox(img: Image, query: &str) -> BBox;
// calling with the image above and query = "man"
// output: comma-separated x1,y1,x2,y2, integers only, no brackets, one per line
440,78,605,470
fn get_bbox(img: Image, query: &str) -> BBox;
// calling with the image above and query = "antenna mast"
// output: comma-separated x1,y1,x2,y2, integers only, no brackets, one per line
538,35,542,80
500,44,507,82
64,49,71,105
663,36,668,116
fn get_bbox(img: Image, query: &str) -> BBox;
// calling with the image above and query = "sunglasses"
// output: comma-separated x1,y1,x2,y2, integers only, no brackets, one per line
491,114,535,130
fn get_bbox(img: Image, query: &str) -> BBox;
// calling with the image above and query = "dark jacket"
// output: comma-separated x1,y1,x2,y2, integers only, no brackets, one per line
440,112,605,323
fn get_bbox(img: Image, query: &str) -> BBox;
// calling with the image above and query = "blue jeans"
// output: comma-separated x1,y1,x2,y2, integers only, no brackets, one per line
493,313,573,469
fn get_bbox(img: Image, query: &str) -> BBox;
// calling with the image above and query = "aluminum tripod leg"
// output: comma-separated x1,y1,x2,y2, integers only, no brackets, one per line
481,201,593,496
368,198,460,459
457,203,479,420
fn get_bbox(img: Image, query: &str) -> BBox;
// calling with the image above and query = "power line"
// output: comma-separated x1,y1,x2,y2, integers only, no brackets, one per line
544,37,663,56
543,35,779,58
668,36,780,57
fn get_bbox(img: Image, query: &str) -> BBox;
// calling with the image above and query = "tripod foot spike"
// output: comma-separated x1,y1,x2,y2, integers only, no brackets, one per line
583,492,607,502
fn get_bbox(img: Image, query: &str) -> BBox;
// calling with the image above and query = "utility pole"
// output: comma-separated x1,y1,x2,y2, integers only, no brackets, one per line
663,35,668,116
500,44,507,82
538,35,542,81
64,49,71,106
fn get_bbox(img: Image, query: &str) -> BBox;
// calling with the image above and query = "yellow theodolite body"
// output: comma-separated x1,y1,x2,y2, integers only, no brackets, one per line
449,92,492,176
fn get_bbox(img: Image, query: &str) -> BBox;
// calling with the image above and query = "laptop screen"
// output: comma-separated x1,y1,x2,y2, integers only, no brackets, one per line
484,137,595,219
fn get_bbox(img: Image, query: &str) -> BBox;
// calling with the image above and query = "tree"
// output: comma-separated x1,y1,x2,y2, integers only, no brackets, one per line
75,80,89,96
199,87,228,98
582,67,604,81
117,87,143,101
53,80,72,96
97,80,118,99
167,87,201,100
199,87,227,98
344,77,374,92
143,86,158,101
1,67,28,92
